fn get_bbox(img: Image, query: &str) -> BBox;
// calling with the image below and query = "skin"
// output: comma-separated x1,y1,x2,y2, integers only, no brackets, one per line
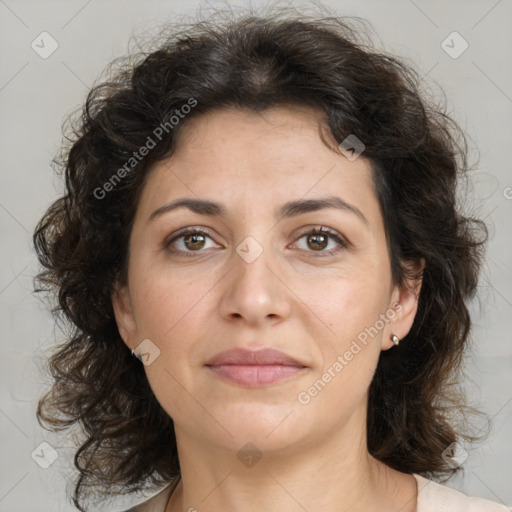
113,105,423,512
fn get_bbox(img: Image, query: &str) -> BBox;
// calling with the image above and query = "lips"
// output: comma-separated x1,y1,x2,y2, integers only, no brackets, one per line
204,348,307,388
204,347,305,367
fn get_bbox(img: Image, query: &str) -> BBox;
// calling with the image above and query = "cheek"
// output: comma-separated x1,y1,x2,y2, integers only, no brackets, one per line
295,268,389,408
128,270,212,420
294,266,389,344
298,278,385,412
130,261,214,342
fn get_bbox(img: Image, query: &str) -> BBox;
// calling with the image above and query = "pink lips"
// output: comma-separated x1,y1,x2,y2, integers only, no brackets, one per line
204,348,307,388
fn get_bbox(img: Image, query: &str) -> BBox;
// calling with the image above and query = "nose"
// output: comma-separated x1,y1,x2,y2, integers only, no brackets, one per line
218,238,292,327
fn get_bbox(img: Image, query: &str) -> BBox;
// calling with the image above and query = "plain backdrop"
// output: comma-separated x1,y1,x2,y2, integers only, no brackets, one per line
0,0,511,510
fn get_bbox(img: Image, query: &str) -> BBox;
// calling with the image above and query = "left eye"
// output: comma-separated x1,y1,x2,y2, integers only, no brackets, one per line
292,227,347,255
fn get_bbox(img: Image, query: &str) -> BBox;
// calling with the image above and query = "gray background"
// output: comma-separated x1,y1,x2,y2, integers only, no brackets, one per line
0,0,511,510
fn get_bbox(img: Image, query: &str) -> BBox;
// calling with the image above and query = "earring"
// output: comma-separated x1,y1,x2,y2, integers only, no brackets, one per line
391,334,400,346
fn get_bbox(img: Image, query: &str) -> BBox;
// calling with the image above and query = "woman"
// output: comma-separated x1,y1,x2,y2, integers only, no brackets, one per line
33,4,509,512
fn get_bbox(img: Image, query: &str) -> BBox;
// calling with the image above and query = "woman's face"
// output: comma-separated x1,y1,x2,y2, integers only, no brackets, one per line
113,105,420,455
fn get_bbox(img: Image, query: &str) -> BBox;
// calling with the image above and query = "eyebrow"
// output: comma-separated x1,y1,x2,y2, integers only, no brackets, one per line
148,195,368,226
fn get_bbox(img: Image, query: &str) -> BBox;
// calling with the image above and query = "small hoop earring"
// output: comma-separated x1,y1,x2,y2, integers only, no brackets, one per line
391,334,400,346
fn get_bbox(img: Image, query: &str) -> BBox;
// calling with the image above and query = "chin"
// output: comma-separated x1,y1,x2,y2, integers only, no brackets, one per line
207,404,311,452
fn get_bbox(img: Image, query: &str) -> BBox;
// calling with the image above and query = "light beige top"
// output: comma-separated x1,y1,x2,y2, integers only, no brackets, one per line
122,473,510,511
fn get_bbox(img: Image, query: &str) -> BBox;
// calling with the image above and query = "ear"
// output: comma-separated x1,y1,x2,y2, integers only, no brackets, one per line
381,258,425,351
112,282,138,351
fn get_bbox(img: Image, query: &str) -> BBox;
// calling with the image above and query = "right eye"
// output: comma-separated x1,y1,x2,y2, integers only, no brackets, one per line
164,228,222,256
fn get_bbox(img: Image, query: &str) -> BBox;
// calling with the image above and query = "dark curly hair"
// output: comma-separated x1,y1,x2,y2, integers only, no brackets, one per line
33,3,488,511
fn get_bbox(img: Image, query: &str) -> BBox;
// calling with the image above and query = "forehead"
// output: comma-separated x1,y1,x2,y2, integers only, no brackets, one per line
168,104,359,174
137,105,379,225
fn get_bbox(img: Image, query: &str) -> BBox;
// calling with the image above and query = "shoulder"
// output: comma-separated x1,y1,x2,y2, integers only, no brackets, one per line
117,475,511,512
413,473,510,512
119,483,174,512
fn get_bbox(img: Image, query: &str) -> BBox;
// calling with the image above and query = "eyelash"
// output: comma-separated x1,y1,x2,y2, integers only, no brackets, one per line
163,226,348,258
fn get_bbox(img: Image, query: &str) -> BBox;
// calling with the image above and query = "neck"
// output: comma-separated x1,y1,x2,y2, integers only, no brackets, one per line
165,406,417,512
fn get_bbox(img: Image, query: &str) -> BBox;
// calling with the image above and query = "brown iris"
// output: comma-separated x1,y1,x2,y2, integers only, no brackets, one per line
183,232,207,250
307,233,328,251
